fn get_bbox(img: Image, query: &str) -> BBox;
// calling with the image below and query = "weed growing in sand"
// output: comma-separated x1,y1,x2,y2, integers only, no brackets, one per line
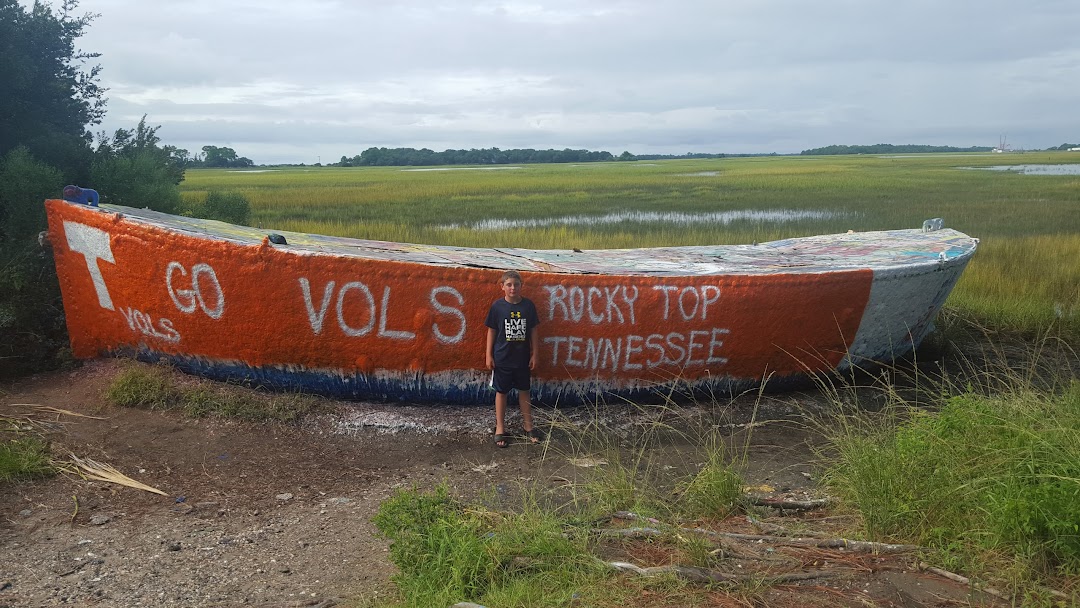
105,363,323,423
0,436,54,482
372,483,602,608
106,363,179,409
677,432,745,521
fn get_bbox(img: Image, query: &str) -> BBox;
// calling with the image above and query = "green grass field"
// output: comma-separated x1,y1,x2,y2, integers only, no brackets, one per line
180,152,1080,338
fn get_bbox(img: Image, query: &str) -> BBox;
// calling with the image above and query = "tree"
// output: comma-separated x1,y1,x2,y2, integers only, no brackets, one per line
91,116,186,213
1,0,107,376
0,1,190,376
201,145,254,168
0,0,105,177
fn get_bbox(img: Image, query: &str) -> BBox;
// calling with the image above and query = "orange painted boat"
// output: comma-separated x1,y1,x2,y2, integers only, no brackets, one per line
45,198,977,405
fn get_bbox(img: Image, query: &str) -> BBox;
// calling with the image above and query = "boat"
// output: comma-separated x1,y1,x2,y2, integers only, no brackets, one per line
45,198,978,405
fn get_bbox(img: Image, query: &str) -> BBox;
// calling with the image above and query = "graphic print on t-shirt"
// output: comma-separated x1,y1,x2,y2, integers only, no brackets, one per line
504,310,527,342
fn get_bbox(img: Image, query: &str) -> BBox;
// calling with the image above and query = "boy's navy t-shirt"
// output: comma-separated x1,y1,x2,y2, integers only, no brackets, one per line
485,297,540,369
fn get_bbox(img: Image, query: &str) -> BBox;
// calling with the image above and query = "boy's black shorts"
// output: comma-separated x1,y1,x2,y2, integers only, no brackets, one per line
490,366,531,394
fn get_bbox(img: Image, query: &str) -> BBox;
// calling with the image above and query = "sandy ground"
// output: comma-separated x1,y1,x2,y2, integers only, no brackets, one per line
1,359,1004,607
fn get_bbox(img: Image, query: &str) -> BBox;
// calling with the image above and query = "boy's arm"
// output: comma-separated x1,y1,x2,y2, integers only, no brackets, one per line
486,327,496,369
529,326,539,370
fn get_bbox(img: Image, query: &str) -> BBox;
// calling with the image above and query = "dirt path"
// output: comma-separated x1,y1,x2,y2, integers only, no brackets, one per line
2,359,1000,607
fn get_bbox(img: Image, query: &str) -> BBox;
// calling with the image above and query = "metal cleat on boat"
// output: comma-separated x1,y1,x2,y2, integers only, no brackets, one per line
922,218,944,232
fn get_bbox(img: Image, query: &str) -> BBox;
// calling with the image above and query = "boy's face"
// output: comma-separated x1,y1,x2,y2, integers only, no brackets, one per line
501,278,522,301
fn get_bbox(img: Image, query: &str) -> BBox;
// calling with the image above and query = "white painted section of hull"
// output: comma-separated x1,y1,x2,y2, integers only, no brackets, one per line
844,258,969,368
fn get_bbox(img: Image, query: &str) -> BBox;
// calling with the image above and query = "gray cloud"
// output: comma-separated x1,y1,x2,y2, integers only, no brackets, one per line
77,0,1080,164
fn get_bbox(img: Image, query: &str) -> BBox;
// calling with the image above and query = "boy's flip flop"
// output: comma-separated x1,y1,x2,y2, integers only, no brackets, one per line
526,428,545,444
494,433,509,448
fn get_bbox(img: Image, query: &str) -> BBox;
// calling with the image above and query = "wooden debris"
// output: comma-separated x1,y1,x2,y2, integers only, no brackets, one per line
611,511,918,554
692,529,919,554
919,562,1070,602
747,496,835,510
605,560,839,585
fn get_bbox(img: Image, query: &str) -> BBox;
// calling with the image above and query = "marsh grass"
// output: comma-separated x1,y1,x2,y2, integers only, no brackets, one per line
182,153,1080,341
816,337,1080,599
106,363,323,423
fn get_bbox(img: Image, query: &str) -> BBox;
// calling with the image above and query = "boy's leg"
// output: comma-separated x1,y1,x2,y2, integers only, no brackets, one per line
513,366,540,442
495,391,509,443
492,367,511,447
518,390,533,434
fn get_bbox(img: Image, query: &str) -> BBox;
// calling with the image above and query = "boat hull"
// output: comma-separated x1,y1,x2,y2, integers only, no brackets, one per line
45,200,976,405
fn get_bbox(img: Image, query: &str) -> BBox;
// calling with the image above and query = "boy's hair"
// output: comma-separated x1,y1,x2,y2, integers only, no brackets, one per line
499,270,523,284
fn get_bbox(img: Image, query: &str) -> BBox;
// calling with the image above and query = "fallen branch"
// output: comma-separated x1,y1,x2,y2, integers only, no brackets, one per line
747,496,835,510
68,455,167,496
606,560,839,585
918,562,1008,600
594,527,665,538
693,529,919,554
919,562,1070,602
613,511,661,525
611,511,917,554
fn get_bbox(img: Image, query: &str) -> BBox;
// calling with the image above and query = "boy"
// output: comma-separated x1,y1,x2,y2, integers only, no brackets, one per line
485,270,542,448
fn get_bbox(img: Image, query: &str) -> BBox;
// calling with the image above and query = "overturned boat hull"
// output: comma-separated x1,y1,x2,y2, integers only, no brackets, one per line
46,199,977,405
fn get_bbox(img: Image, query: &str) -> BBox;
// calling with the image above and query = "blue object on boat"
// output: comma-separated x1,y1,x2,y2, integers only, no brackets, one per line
62,185,99,207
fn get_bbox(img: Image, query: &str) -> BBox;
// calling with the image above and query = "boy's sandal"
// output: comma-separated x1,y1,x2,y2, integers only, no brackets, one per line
526,428,545,443
494,433,509,449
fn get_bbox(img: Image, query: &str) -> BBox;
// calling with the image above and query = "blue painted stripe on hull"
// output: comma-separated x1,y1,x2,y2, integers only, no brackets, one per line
118,348,817,406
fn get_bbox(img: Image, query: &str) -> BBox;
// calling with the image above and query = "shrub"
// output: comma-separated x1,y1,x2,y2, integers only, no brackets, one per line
0,148,69,377
188,190,251,225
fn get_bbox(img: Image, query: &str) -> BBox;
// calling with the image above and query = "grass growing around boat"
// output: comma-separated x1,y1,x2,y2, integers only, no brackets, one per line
106,363,324,423
180,152,1080,340
819,342,1080,602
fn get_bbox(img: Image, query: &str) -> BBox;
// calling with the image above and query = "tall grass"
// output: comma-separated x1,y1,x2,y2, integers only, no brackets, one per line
819,342,1080,599
181,153,1080,341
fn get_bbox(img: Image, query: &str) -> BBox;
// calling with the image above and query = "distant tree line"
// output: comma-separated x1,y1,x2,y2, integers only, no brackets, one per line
625,152,776,161
1048,143,1080,151
801,144,993,155
337,147,615,166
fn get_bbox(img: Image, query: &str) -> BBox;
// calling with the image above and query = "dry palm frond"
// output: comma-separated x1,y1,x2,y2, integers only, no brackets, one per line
68,454,167,496
17,404,108,420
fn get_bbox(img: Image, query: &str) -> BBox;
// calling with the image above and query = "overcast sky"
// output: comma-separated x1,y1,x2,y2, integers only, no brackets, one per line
71,0,1080,165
